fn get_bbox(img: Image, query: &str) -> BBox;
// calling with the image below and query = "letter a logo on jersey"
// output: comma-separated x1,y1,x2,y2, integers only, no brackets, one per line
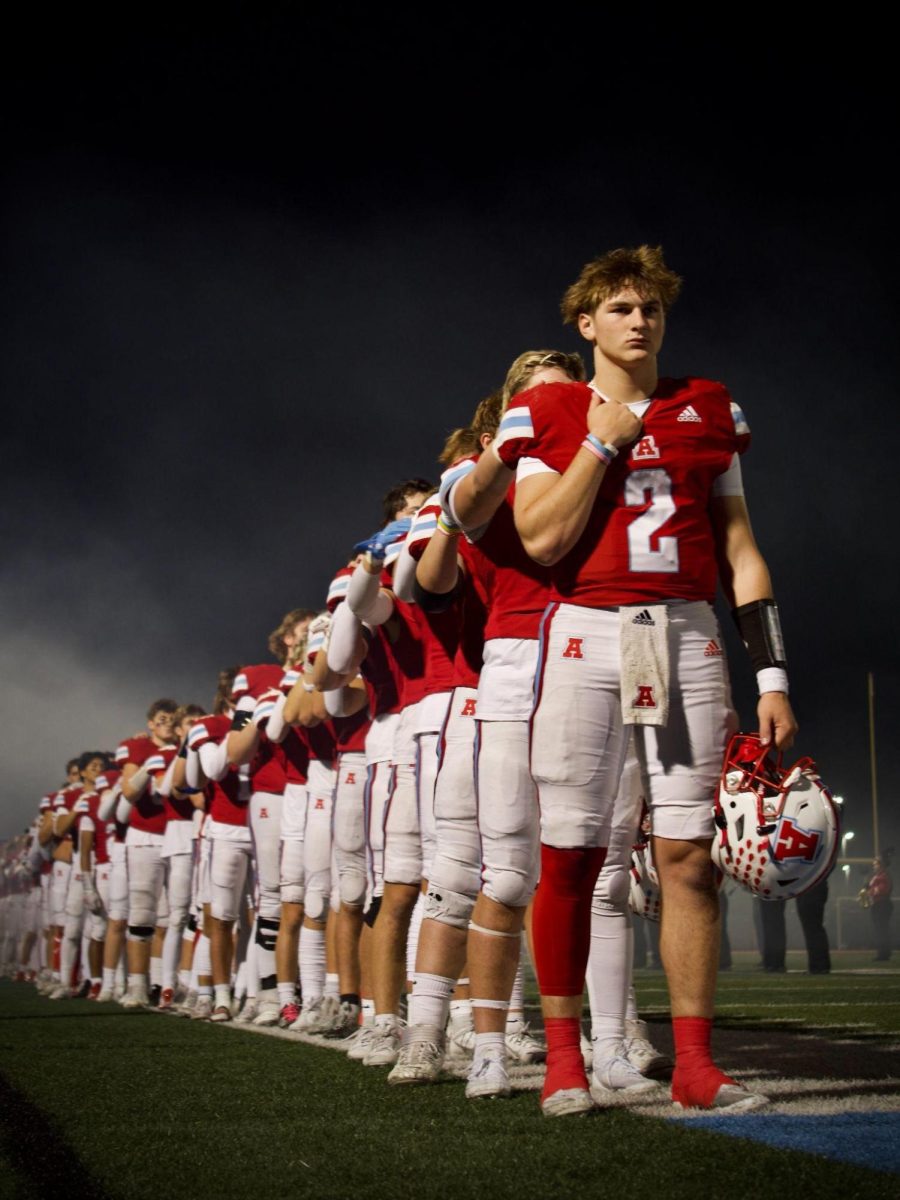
772,816,820,863
562,637,584,660
460,698,477,717
631,435,661,462
634,685,656,708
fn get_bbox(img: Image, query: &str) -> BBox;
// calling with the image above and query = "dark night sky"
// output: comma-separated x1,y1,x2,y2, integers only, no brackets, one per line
2,9,897,859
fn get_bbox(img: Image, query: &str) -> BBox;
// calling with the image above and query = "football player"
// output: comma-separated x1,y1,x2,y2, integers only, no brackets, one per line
496,245,797,1114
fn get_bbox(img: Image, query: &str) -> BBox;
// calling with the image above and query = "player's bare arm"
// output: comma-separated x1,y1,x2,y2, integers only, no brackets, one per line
449,445,513,531
414,520,463,596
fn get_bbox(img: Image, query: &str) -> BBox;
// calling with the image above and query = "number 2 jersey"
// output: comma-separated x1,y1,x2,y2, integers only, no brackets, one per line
494,377,750,607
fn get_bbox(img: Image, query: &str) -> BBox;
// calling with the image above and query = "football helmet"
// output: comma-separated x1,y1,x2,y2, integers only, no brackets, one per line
628,824,662,922
711,733,839,899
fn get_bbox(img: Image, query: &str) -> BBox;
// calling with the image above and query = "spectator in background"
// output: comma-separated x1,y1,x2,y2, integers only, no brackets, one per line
796,871,831,975
867,852,894,962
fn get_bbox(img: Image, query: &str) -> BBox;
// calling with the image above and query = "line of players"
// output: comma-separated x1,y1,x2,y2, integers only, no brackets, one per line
2,245,794,1117
1,352,669,1105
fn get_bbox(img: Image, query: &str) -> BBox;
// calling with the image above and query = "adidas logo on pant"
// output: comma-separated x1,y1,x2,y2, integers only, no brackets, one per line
704,640,723,657
632,610,655,626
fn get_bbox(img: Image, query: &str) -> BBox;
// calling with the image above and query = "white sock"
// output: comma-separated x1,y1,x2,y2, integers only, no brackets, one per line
325,971,340,999
361,998,375,1025
586,892,632,1062
506,954,525,1032
448,997,473,1032
408,973,455,1029
149,955,162,987
300,926,326,1004
277,982,297,1007
474,1031,505,1060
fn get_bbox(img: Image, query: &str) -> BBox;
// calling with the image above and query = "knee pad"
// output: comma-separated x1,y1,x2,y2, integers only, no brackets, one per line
255,916,280,951
482,855,540,909
593,864,631,909
338,867,367,908
127,925,155,942
422,886,475,930
363,894,382,929
279,882,305,906
304,888,329,924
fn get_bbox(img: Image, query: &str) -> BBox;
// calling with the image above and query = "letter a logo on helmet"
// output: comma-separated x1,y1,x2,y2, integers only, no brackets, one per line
772,816,820,862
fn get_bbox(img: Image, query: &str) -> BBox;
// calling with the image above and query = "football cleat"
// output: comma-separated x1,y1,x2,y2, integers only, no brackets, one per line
623,1018,672,1077
387,1026,445,1085
191,995,214,1020
591,1054,661,1097
674,1080,769,1112
95,988,116,1004
88,982,102,1001
75,979,92,1000
121,992,149,1010
148,984,162,1007
252,991,280,1027
466,1053,511,1100
345,1025,378,1060
362,1022,402,1067
541,1087,594,1118
158,987,176,1011
324,1000,361,1039
505,1024,547,1065
445,1023,477,1061
48,984,70,1001
210,1005,233,1023
279,1002,301,1028
234,997,259,1024
289,996,327,1033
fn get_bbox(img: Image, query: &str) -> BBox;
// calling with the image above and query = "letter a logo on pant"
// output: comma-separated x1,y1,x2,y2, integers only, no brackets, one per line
634,685,656,708
562,637,584,659
345,772,356,785
460,698,477,717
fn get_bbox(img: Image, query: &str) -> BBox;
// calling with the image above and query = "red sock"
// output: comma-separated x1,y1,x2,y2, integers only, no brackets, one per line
541,1017,588,1102
671,1016,736,1107
531,845,606,995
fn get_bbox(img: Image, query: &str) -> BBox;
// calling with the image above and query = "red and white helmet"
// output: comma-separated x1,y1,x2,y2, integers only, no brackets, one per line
629,822,662,922
711,733,839,900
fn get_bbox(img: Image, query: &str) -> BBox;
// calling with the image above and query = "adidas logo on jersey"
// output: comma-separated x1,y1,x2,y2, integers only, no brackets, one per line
704,640,723,657
677,405,702,423
632,610,655,626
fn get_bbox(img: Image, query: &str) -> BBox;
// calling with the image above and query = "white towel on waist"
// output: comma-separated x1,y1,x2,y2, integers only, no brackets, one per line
620,605,670,726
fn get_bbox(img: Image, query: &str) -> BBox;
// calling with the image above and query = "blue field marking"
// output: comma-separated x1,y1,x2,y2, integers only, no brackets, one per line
670,1112,900,1175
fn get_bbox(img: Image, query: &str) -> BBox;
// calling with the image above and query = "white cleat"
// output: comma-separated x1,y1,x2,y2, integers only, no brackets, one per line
345,1025,378,1060
623,1019,672,1077
362,1023,402,1067
95,988,116,1004
591,1055,661,1099
325,1000,361,1039
466,1053,511,1100
191,995,214,1020
289,996,330,1033
48,984,71,1001
252,991,280,1027
234,997,259,1024
120,992,149,1010
387,1027,445,1085
445,1023,477,1061
505,1023,547,1065
541,1087,594,1118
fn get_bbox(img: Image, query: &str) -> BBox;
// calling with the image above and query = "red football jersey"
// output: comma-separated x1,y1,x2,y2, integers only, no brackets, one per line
73,790,109,865
495,378,749,607
116,737,172,835
188,714,248,827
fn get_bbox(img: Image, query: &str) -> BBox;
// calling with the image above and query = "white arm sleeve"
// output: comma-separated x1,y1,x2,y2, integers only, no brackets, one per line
347,563,394,625
710,453,744,497
97,786,120,823
329,601,364,675
116,795,134,825
391,539,418,603
185,748,204,790
199,739,230,783
126,764,151,798
157,757,178,798
264,691,288,743
323,687,354,717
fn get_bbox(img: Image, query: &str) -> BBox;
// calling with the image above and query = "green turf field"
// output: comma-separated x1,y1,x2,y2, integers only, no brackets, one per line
1,956,898,1200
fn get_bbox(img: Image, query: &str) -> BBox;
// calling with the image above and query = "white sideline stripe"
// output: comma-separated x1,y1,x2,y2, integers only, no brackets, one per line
177,1013,900,1118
